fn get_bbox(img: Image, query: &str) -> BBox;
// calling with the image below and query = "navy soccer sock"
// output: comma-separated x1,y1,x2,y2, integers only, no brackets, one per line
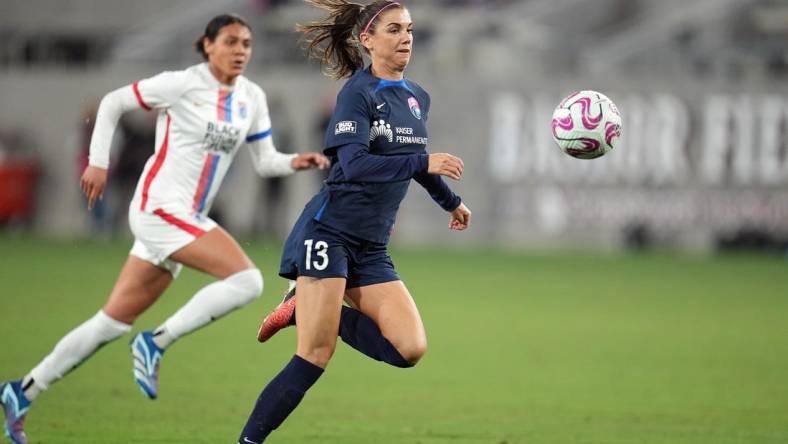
338,305,412,368
239,355,324,443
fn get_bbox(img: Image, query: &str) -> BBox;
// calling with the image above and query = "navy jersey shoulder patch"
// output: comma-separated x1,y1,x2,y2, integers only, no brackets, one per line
335,120,357,135
407,97,422,120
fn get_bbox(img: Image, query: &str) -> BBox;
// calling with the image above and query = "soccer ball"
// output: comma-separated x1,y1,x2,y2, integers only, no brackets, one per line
551,90,622,159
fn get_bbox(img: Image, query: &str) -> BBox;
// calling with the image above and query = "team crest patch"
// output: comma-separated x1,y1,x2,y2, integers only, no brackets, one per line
335,121,357,135
408,97,422,120
239,101,248,119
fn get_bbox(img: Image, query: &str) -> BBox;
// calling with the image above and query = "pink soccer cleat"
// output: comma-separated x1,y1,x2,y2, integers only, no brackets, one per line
257,284,296,343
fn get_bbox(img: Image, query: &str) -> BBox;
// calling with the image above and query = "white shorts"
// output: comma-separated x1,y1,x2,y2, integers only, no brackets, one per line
128,208,218,277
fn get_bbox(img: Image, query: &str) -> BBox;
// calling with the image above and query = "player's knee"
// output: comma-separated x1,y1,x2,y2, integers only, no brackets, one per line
397,338,428,367
227,267,264,304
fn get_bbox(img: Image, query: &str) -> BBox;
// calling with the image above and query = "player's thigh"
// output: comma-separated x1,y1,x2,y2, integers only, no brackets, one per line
103,255,174,324
169,226,255,279
344,280,427,359
295,276,346,368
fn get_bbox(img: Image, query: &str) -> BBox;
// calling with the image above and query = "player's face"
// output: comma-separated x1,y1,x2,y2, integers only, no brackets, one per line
365,8,413,73
204,23,252,83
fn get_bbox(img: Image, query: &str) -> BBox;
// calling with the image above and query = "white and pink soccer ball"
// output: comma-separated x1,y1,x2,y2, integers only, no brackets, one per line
551,90,622,159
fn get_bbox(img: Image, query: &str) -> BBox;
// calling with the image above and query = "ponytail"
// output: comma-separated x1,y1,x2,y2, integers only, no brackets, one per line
298,0,403,79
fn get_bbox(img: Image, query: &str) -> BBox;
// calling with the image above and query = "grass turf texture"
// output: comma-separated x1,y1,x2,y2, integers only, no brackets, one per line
0,236,787,443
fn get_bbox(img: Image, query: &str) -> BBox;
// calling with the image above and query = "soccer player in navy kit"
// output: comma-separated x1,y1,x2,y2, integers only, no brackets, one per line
239,1,472,442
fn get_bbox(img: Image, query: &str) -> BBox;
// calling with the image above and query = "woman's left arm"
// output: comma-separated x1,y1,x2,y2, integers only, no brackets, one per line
413,170,461,211
246,86,329,177
413,171,471,230
247,134,329,177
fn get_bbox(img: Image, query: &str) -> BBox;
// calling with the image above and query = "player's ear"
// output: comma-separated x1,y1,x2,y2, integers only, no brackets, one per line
203,37,215,56
360,33,373,52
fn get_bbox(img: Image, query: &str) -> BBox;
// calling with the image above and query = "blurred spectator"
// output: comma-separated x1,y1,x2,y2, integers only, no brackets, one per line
113,111,155,231
314,92,335,141
253,95,294,237
716,228,788,254
250,0,292,13
622,222,653,251
0,127,40,227
441,0,514,7
312,91,335,182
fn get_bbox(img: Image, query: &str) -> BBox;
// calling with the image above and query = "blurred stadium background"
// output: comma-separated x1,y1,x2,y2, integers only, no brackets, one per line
1,1,787,443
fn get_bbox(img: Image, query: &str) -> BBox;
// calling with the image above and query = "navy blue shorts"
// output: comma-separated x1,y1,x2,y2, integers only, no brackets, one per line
279,218,400,289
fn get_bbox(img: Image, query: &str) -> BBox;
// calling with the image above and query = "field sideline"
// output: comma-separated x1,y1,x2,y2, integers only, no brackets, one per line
1,236,787,443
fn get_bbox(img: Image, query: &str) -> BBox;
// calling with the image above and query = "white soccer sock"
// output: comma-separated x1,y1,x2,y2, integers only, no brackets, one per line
27,310,131,396
153,268,264,349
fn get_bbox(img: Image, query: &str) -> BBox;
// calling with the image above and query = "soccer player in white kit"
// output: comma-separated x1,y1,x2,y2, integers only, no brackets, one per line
0,14,329,444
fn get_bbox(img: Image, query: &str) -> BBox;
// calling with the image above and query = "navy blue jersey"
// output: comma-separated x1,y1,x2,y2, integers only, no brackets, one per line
305,67,460,244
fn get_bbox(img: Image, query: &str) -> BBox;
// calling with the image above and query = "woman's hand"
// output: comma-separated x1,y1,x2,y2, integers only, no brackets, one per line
449,202,471,231
80,165,108,211
291,152,331,170
428,153,464,180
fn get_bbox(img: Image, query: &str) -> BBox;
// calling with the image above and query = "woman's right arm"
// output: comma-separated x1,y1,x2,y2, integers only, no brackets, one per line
87,86,141,170
81,86,141,209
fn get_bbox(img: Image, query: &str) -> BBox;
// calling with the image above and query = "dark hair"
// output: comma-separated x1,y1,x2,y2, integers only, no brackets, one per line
297,0,404,80
195,13,251,60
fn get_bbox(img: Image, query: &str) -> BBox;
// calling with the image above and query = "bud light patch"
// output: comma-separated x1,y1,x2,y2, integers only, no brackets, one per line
335,120,358,135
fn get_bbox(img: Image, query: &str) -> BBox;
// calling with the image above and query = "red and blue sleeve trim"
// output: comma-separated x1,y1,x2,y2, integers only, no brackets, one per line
246,128,272,143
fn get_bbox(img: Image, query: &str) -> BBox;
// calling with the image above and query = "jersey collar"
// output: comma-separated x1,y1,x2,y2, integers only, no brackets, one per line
198,62,238,89
366,66,415,95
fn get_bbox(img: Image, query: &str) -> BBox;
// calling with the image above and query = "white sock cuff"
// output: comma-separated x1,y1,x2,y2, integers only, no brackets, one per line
96,310,133,333
160,268,264,343
226,268,264,295
23,374,46,393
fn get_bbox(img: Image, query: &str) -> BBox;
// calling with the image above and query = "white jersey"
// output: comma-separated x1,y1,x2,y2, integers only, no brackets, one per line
89,63,296,218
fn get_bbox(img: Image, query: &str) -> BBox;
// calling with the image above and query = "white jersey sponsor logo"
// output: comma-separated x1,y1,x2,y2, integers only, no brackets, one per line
335,120,357,135
370,119,393,143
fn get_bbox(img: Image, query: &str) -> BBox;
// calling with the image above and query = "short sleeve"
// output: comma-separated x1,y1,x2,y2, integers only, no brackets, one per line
422,90,432,123
324,87,372,151
133,70,190,110
246,86,273,143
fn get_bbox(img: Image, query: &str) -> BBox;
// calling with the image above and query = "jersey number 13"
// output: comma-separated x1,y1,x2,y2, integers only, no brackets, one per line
304,239,329,271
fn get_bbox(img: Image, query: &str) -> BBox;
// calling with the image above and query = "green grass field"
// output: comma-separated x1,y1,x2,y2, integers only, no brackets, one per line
1,236,787,443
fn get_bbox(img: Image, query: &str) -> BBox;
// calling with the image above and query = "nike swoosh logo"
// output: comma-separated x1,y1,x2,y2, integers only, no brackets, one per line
376,103,386,110
243,438,260,444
